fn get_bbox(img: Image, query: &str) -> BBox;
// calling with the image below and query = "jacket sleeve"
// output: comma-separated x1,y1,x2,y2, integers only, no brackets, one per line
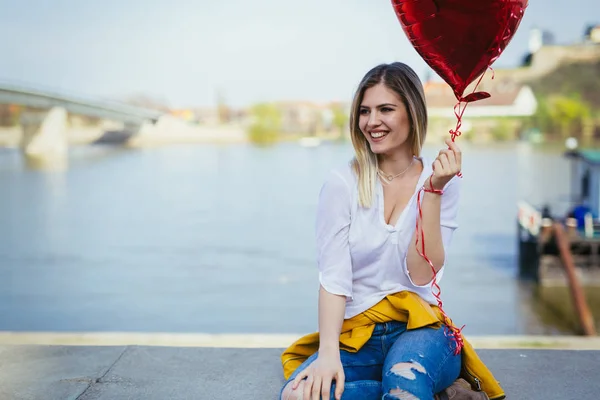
315,170,353,298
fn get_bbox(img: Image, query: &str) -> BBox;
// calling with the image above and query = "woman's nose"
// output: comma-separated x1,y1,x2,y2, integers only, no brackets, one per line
367,111,380,127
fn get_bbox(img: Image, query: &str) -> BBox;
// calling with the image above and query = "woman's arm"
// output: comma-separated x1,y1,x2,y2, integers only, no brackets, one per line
406,190,445,285
293,288,346,400
406,138,461,286
291,286,347,400
317,285,347,354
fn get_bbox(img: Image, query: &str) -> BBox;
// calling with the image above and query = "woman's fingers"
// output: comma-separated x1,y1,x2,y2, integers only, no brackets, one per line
310,375,322,400
445,138,462,167
438,145,461,174
320,377,332,400
292,369,308,390
432,159,443,175
430,138,464,190
334,371,345,400
437,150,451,171
444,149,457,169
303,375,314,400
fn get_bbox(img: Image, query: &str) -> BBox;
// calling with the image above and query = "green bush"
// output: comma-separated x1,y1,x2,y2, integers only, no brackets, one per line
247,103,281,146
490,119,514,141
530,94,591,137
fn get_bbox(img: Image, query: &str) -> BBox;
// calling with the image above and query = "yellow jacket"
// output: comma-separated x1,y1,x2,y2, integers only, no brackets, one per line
281,291,505,400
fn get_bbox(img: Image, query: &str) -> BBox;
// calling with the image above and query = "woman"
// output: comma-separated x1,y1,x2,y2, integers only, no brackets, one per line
280,62,504,400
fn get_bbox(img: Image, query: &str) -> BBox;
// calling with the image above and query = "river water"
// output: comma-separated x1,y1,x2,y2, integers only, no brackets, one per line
0,141,576,336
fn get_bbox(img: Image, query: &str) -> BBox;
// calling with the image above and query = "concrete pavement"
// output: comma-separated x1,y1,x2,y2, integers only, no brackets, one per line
1,344,599,399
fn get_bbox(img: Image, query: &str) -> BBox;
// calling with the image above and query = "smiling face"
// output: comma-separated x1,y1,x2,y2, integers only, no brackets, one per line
358,82,411,156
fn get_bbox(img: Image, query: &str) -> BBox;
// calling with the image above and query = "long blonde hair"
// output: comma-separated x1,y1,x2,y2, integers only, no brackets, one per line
349,62,428,208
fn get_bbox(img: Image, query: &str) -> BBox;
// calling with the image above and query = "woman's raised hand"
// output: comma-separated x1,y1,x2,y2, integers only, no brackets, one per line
429,137,462,191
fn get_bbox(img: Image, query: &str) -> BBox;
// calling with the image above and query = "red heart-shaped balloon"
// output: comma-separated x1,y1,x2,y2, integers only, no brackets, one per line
391,0,528,102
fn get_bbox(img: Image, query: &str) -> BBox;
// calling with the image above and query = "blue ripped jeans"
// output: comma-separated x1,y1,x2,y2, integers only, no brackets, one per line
281,321,461,400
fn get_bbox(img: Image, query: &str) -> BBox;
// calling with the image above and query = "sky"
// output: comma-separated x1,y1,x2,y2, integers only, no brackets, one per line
0,0,598,108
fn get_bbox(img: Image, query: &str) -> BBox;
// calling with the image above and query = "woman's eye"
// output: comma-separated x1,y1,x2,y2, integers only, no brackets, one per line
359,109,369,115
381,107,393,112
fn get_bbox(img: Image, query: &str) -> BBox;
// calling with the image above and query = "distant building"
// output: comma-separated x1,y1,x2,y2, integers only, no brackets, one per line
424,79,537,142
271,100,348,137
273,101,319,135
584,24,600,44
425,80,537,118
529,27,555,54
192,107,221,125
170,109,196,122
0,104,20,127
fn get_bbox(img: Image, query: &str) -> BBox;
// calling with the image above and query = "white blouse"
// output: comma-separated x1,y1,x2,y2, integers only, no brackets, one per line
315,157,460,319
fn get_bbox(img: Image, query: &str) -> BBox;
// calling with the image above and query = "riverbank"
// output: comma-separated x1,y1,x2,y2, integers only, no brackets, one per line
2,124,567,150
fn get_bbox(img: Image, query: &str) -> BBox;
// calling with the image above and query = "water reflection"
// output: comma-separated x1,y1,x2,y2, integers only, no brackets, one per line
23,155,68,172
535,285,600,334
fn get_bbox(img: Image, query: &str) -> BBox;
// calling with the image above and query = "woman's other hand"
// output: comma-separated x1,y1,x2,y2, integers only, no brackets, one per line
291,351,345,400
429,137,462,191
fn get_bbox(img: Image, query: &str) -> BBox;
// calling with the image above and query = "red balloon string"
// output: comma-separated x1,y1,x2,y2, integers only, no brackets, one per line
414,67,494,355
451,67,493,142
449,66,493,174
415,183,465,355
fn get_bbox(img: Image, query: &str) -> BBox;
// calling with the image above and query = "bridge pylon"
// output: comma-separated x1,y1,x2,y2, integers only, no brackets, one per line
20,106,68,169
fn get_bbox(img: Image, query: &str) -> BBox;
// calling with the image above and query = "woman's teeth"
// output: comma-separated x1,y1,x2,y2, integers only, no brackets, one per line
371,131,387,138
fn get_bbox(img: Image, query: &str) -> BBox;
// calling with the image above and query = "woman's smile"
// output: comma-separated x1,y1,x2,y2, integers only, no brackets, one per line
369,130,389,141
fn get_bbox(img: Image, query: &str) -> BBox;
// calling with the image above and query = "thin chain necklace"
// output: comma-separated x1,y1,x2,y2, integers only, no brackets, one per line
378,157,416,184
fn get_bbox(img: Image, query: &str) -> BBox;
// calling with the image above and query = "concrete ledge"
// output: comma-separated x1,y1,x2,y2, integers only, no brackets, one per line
1,332,600,350
0,345,599,399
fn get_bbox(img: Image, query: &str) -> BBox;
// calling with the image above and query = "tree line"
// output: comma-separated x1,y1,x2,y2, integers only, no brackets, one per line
527,60,600,140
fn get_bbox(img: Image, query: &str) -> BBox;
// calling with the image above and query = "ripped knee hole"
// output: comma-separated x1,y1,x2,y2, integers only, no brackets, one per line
387,388,421,400
389,361,426,380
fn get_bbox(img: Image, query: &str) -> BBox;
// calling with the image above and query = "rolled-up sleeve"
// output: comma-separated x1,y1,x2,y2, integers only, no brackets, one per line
439,176,460,233
402,176,461,288
315,170,353,298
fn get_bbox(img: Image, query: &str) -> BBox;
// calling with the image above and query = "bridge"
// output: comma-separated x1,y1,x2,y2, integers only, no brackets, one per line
0,82,172,168
0,83,164,125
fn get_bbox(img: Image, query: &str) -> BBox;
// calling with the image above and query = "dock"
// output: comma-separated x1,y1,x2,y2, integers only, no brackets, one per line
517,148,600,334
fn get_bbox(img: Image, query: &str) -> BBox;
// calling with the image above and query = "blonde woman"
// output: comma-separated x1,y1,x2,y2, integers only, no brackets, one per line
280,62,504,400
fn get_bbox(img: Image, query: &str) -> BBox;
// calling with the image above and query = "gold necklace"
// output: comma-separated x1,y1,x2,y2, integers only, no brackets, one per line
378,158,415,184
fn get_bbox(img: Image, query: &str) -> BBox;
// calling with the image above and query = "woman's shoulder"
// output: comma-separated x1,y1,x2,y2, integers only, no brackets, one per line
323,159,356,184
317,161,356,211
